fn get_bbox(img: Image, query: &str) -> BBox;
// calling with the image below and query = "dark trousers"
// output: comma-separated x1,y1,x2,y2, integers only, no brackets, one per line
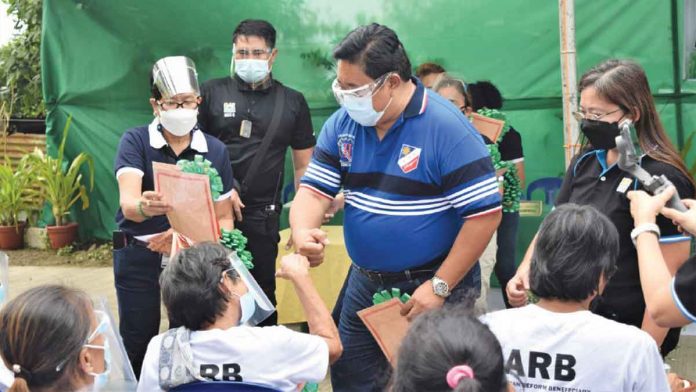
330,263,480,391
236,208,281,326
113,244,164,379
495,211,519,308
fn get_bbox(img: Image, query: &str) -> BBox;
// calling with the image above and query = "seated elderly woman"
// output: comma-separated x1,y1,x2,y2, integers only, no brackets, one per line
482,204,669,391
137,243,342,391
0,285,109,392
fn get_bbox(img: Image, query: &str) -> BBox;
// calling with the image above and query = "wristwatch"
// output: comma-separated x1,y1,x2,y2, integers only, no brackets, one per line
431,276,451,298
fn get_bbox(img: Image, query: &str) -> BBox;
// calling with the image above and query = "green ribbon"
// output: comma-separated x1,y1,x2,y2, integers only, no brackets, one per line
372,288,411,305
477,108,522,213
177,154,224,201
220,228,254,270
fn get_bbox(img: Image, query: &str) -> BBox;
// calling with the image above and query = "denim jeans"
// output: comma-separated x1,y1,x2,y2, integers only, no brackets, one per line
113,244,164,379
330,263,480,392
495,211,519,308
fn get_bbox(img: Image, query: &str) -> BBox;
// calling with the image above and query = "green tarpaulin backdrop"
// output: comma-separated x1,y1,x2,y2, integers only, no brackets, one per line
41,0,696,240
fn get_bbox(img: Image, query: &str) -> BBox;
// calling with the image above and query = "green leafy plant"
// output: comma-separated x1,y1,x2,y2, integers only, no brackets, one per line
29,116,94,226
0,99,36,227
0,155,35,227
0,0,44,118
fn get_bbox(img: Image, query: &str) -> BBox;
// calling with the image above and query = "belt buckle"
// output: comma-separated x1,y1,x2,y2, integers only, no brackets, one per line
264,204,276,212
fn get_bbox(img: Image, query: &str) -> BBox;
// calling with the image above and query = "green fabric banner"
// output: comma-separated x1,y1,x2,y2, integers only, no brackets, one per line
41,0,693,239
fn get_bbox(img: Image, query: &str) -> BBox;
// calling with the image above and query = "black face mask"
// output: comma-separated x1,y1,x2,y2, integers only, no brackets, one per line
580,119,621,150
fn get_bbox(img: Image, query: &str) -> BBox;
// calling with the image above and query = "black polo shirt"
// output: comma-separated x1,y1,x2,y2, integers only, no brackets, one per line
673,255,696,323
198,74,316,209
113,120,235,237
555,149,694,328
498,126,524,163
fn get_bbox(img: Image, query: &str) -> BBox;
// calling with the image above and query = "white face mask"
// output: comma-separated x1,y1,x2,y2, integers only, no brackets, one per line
159,108,198,137
232,58,270,84
332,74,393,127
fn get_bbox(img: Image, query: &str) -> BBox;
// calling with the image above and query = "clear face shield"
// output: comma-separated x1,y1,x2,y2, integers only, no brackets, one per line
89,298,137,391
0,251,8,307
152,56,200,100
227,252,275,326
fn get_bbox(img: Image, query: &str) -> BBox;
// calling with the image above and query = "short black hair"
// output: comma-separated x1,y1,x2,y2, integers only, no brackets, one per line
530,203,619,301
468,81,503,111
160,243,240,330
333,23,412,81
149,75,162,100
392,305,508,392
232,19,276,49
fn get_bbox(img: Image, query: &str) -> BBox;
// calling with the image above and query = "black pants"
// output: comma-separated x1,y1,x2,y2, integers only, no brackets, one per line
236,207,281,326
113,244,166,379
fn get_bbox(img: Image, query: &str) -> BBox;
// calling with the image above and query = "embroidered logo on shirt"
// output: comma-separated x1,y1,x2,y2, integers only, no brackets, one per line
616,177,633,194
338,134,355,168
223,102,236,118
397,144,422,174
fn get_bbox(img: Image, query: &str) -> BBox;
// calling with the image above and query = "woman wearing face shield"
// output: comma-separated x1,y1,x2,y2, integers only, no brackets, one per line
136,242,342,392
0,285,109,392
506,59,696,356
113,56,236,378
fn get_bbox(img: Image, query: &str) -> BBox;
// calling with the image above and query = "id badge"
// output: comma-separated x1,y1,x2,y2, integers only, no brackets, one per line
161,255,170,268
240,120,252,138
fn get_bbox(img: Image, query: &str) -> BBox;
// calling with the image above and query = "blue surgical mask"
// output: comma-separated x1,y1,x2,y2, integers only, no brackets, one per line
232,58,270,84
84,311,112,389
234,291,256,325
84,340,111,389
0,284,5,305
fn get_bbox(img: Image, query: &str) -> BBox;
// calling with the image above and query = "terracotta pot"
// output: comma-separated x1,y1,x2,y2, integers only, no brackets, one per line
46,222,79,250
0,223,26,250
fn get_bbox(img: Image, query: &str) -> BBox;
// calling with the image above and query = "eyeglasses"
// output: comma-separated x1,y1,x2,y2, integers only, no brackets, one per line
332,72,392,104
572,108,622,122
234,48,272,59
158,99,200,111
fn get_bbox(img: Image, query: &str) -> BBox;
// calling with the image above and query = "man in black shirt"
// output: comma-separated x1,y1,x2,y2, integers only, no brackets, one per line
198,19,316,325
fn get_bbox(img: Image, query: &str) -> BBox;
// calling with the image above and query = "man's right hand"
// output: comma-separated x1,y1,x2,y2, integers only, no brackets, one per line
506,268,530,307
230,189,245,222
276,254,311,281
292,228,329,267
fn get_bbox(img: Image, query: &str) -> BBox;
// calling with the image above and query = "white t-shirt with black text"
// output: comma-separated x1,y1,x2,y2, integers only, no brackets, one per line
481,304,669,392
137,325,328,392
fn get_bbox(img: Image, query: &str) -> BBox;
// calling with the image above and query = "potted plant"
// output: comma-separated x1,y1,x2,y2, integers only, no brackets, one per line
29,116,94,249
0,0,45,134
0,156,35,249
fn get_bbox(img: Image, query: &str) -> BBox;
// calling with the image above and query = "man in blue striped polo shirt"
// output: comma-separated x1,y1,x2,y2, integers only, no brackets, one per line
290,24,501,391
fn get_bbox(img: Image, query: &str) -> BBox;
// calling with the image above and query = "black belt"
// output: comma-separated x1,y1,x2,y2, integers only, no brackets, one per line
112,230,150,249
352,254,447,285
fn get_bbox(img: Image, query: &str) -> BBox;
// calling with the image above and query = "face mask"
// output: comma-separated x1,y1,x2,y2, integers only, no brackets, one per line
232,291,256,325
159,108,198,137
580,118,621,150
233,58,270,84
0,284,5,305
84,340,111,389
342,94,392,127
332,74,394,127
84,311,112,390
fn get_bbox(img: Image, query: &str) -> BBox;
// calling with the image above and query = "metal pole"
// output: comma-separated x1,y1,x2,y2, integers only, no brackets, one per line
559,0,579,168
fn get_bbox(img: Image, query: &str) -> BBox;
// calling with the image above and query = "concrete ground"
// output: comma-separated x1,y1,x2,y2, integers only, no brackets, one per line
6,265,696,389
